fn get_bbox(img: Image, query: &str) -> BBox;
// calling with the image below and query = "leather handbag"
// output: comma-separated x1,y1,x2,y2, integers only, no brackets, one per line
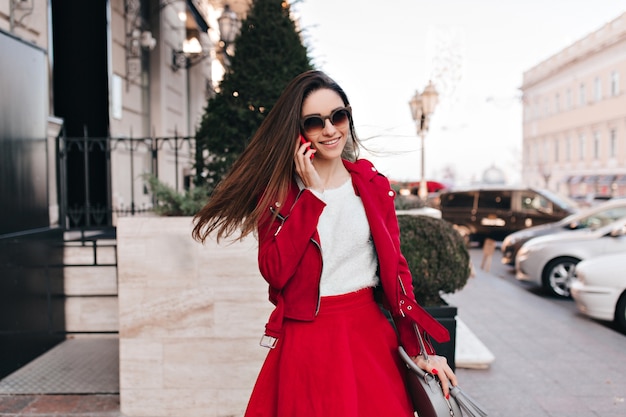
398,330,488,417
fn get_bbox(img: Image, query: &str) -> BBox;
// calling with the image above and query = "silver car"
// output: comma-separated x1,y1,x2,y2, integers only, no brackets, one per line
571,252,626,333
502,198,626,265
515,217,626,298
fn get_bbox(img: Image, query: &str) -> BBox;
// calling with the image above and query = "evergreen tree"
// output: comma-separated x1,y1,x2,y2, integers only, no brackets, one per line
195,0,312,190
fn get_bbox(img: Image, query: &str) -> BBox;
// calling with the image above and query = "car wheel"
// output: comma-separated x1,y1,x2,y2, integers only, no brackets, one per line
541,257,580,298
615,293,626,334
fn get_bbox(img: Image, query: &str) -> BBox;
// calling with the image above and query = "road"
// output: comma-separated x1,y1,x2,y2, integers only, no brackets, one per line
468,244,625,337
447,244,626,416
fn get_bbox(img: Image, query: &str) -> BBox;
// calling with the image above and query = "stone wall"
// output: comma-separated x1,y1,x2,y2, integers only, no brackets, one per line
117,217,272,417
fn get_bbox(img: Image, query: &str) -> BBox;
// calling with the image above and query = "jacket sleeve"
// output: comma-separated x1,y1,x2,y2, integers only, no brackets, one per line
257,189,326,290
378,177,439,357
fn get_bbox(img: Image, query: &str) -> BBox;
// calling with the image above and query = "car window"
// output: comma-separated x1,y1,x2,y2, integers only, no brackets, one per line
578,207,626,229
478,191,511,210
440,192,475,208
521,192,553,214
536,189,579,211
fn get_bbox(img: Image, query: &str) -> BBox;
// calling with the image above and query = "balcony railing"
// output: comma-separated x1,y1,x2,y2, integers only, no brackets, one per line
58,132,196,230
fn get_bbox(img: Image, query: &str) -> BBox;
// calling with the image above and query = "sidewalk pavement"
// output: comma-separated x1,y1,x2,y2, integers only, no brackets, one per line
1,249,625,416
449,249,626,417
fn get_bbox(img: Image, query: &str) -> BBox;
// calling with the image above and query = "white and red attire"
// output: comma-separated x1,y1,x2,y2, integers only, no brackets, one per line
245,159,449,417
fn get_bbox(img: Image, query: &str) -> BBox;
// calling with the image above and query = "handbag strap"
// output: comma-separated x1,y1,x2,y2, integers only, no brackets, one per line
451,386,489,417
412,322,430,362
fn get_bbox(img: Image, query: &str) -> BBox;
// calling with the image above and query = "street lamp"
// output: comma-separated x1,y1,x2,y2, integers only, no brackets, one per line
171,4,240,72
169,5,240,186
217,4,240,66
409,80,439,200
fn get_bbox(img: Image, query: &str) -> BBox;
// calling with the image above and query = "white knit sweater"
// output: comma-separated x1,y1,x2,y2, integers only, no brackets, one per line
312,179,380,296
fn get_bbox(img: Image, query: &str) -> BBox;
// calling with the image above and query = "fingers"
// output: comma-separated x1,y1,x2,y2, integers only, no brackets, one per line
294,141,321,191
294,142,314,178
446,364,458,388
295,141,315,161
414,355,457,399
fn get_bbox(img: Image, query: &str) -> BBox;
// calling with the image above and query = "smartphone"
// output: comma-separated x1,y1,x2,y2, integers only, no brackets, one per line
299,134,314,159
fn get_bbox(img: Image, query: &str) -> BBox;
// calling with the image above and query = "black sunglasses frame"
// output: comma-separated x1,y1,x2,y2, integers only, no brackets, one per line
300,106,352,136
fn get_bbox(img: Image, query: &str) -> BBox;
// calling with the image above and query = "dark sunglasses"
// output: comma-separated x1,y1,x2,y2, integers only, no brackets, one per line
300,106,352,136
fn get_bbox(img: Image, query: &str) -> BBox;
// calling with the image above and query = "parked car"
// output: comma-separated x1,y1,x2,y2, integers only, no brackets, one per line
396,207,442,218
438,186,577,245
571,252,626,333
515,217,626,298
501,198,626,265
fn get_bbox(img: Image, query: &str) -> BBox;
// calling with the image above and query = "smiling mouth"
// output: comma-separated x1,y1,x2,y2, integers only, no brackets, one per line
319,138,340,146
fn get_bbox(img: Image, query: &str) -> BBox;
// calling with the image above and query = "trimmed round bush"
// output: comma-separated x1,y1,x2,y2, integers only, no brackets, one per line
398,214,471,306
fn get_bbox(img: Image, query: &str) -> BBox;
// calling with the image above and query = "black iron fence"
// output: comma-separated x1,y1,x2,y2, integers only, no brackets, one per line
58,131,197,230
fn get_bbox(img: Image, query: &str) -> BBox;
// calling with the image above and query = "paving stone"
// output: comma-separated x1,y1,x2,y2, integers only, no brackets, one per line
0,338,118,395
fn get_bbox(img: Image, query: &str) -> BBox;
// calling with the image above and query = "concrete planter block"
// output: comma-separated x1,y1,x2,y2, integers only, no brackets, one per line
117,217,272,417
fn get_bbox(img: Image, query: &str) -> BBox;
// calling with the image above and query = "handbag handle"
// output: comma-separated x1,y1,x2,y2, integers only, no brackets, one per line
413,322,430,361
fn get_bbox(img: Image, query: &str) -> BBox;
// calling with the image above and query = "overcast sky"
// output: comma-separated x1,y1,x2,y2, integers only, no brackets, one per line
292,0,626,185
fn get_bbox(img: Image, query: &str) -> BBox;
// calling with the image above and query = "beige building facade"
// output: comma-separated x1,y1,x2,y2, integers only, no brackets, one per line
521,12,626,200
0,0,250,340
1,0,250,223
109,0,249,217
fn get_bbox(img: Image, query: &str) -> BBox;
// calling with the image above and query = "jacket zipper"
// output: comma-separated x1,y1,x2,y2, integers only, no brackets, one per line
270,195,323,316
397,276,410,317
311,237,323,315
269,188,305,237
268,207,287,236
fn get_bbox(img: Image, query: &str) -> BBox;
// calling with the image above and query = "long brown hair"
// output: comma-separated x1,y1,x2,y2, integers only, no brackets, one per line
192,70,361,243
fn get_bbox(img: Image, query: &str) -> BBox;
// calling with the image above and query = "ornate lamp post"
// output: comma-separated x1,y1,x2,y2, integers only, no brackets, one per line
172,4,240,71
168,4,240,185
217,4,240,66
409,80,439,200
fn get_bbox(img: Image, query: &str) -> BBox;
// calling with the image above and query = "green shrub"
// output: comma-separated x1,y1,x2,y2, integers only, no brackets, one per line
398,214,471,306
143,174,208,217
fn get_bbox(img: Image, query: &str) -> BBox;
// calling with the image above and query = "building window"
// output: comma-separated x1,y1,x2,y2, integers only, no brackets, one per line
593,131,600,159
579,134,585,160
555,93,560,112
554,139,559,162
610,129,617,158
594,77,602,102
566,88,572,109
565,136,571,162
579,83,586,106
611,71,620,96
535,101,540,118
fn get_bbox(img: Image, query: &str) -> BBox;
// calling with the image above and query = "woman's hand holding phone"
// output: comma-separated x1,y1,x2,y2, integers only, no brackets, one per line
299,134,314,159
295,134,323,193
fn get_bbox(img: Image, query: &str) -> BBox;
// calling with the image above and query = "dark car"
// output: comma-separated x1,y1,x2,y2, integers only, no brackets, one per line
437,186,578,245
501,197,626,265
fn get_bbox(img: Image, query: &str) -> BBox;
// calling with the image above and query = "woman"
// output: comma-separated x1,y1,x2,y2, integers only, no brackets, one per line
192,70,457,417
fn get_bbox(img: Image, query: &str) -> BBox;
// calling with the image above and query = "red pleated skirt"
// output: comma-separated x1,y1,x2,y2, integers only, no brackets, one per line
244,288,415,417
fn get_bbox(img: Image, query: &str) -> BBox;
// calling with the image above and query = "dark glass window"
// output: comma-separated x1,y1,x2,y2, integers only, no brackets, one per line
478,191,511,210
441,192,475,208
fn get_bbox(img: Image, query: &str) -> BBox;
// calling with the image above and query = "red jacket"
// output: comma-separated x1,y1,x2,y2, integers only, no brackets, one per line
257,159,449,356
